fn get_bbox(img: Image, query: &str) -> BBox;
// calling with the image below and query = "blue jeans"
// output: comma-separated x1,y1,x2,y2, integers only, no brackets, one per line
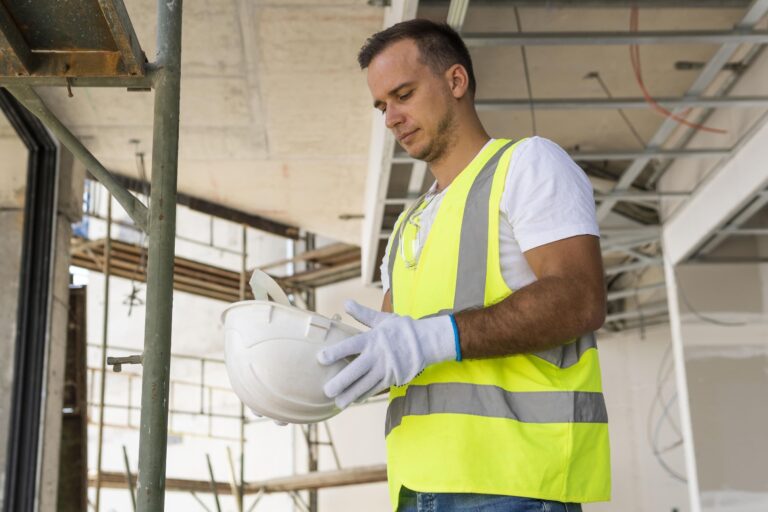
397,487,583,512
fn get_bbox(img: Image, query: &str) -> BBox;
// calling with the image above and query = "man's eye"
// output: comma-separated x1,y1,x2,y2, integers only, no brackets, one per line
399,91,412,101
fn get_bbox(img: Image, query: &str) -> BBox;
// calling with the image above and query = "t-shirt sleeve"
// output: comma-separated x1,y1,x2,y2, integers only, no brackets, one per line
380,240,391,293
502,136,599,253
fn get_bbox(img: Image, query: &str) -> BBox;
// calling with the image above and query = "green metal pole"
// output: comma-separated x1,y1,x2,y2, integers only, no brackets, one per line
94,195,112,512
135,0,183,510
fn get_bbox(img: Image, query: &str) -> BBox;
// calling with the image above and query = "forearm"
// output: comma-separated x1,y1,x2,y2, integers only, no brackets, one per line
454,275,605,359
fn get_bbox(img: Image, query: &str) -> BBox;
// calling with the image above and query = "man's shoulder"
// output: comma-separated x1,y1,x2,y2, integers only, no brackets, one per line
512,136,569,159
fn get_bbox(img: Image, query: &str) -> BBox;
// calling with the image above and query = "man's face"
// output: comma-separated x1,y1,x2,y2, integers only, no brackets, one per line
367,39,456,162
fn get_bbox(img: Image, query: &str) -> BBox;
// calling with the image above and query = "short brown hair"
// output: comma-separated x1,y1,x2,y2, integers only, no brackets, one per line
357,19,477,95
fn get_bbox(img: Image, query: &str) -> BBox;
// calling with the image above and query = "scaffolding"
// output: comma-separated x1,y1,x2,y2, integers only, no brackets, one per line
0,1,182,510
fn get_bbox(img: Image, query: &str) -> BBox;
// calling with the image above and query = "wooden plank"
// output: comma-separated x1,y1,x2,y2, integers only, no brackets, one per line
285,261,361,285
90,472,232,495
259,243,358,271
91,464,387,496
245,464,387,493
71,238,253,303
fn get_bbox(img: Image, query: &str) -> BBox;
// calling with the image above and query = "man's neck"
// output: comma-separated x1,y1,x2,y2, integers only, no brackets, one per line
430,126,490,192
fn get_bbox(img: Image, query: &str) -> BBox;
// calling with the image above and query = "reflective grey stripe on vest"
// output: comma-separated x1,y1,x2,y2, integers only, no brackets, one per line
386,383,608,436
533,332,597,369
454,140,515,311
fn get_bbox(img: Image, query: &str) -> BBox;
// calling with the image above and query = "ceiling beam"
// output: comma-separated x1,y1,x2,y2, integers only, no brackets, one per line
607,281,667,302
595,0,768,223
662,108,768,264
0,3,34,76
421,0,751,6
571,148,730,161
393,148,730,164
464,29,768,46
595,191,691,202
606,302,669,323
476,96,768,111
96,0,146,76
101,173,300,239
605,258,663,276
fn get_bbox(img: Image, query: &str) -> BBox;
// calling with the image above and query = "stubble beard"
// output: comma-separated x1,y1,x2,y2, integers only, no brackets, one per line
412,106,457,164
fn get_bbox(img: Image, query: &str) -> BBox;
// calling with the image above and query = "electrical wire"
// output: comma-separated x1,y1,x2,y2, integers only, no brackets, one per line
123,142,149,316
676,275,748,327
629,5,726,134
646,343,687,483
514,7,537,136
586,71,646,148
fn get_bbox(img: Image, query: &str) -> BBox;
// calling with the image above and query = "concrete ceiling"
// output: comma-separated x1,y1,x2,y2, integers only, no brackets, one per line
31,0,383,245
0,1,764,249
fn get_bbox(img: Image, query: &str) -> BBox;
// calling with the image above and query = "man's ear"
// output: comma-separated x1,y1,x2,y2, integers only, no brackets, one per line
445,64,470,99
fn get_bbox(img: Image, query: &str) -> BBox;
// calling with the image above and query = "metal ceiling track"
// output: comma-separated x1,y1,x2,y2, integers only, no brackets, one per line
595,0,768,222
361,0,768,292
392,147,732,163
476,96,768,110
463,29,768,46
0,1,183,511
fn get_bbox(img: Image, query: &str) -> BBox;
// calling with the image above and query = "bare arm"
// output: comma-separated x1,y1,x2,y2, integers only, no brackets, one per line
382,290,393,313
454,235,606,359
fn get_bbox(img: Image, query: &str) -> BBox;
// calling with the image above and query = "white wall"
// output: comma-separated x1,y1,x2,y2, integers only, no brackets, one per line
82,193,297,512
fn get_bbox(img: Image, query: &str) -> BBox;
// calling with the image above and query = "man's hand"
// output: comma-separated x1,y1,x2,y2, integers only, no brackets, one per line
317,300,456,409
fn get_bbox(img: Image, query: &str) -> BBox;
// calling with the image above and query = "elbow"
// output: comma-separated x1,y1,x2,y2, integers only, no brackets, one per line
585,306,606,332
582,292,606,333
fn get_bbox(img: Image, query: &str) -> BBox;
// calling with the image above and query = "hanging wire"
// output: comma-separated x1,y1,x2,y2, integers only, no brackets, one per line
123,141,150,316
629,5,726,134
676,275,748,327
646,343,687,483
513,7,537,135
584,71,646,148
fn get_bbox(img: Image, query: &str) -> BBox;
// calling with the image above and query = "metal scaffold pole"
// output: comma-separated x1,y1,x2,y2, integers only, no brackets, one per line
135,0,183,510
94,195,113,511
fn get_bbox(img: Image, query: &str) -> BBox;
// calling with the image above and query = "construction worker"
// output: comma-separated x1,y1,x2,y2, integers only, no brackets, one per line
317,19,609,512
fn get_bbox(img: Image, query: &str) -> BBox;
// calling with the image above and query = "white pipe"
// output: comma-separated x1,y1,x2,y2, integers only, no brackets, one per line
663,252,702,512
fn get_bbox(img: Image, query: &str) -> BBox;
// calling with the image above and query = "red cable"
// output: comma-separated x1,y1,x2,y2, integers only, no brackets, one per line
629,6,726,134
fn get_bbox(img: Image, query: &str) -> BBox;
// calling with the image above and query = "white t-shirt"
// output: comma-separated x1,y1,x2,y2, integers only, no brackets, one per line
380,136,599,293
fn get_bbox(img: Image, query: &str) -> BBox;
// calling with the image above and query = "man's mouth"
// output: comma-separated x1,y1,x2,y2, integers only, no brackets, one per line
398,129,418,143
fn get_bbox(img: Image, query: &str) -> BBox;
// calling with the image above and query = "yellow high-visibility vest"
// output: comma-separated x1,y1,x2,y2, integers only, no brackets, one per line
385,138,611,510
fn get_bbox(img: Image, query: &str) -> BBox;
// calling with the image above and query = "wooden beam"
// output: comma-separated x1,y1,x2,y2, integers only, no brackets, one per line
244,464,387,494
89,472,232,495
259,243,359,271
90,464,388,496
71,237,253,303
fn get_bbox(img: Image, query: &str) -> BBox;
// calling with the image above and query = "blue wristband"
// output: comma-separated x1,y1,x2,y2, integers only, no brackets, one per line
449,314,462,362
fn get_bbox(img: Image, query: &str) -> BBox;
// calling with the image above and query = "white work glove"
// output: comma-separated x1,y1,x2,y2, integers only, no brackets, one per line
317,300,458,410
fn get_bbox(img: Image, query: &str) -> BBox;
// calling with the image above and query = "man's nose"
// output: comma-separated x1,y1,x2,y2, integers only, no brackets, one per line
385,106,404,129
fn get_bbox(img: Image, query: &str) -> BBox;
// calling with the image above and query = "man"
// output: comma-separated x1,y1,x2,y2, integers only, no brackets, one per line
317,19,610,512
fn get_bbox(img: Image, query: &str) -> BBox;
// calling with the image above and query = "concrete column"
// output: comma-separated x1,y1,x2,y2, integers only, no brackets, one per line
0,122,29,509
0,126,84,510
38,148,85,511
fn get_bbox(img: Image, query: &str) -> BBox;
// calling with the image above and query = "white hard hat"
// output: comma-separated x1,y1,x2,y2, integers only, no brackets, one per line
222,270,359,424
